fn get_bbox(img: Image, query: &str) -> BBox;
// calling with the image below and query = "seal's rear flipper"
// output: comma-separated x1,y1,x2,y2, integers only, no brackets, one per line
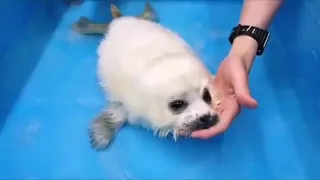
144,1,153,13
72,16,108,35
139,1,157,22
110,4,123,18
89,102,127,150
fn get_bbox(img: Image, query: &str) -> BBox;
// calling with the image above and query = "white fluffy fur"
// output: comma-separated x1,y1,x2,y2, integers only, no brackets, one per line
97,17,219,139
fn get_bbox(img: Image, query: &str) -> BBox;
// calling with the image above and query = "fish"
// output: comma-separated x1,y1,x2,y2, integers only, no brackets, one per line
72,1,156,35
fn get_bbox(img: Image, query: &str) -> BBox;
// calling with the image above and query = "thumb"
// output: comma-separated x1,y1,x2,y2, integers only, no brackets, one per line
232,72,258,109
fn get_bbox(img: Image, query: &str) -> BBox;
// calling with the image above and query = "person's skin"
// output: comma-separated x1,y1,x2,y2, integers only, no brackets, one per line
192,0,284,139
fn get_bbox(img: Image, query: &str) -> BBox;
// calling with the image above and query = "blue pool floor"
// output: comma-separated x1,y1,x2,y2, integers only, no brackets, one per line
1,0,320,179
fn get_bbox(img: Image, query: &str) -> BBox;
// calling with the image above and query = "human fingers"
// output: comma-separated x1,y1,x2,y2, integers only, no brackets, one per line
231,66,258,108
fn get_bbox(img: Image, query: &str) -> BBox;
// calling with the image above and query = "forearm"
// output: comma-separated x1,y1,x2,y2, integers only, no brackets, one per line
229,0,283,70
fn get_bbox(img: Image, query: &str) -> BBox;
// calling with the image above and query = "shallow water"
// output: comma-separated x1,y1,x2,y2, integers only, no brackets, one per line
1,0,320,179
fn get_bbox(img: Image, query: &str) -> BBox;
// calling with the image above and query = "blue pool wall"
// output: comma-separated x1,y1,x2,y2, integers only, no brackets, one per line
0,0,69,129
1,0,320,179
1,0,319,132
267,0,320,155
2,0,320,129
260,0,320,177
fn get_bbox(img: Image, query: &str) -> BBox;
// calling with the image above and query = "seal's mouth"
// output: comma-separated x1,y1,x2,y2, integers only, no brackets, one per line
177,114,220,136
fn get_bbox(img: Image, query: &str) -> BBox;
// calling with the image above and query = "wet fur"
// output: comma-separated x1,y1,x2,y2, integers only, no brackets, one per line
90,17,219,150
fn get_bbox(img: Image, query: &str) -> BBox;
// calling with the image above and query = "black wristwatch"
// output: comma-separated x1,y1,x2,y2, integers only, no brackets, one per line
228,24,270,56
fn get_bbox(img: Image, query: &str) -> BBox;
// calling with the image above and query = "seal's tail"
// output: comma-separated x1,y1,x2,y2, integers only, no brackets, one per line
89,102,127,150
139,1,157,21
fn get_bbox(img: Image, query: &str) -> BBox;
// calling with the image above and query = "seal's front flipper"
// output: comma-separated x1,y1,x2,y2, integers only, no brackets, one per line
110,4,122,18
89,102,127,150
72,16,108,35
139,1,157,21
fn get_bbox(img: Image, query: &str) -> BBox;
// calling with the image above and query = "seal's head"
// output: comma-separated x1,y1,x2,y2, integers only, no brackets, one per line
138,55,220,139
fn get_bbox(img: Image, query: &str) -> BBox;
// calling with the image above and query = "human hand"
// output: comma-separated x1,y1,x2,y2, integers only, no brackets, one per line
191,55,258,139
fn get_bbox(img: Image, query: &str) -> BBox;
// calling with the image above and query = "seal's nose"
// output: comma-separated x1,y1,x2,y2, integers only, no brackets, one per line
198,113,219,129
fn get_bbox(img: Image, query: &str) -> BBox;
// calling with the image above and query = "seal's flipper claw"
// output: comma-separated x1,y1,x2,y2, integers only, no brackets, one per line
89,118,114,150
89,102,127,150
110,4,122,18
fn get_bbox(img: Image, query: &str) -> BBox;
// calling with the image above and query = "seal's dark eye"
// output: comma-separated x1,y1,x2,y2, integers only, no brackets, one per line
202,88,212,104
169,100,188,113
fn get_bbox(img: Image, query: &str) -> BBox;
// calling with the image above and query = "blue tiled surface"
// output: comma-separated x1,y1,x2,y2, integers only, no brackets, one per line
0,0,320,179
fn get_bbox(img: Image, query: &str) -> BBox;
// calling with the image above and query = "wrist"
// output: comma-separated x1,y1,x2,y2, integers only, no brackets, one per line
228,35,257,70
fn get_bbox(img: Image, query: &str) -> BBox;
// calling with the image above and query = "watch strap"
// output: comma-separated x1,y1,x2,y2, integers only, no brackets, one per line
228,24,270,56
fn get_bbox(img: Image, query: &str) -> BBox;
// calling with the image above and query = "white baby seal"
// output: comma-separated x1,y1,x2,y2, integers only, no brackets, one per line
90,16,221,150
